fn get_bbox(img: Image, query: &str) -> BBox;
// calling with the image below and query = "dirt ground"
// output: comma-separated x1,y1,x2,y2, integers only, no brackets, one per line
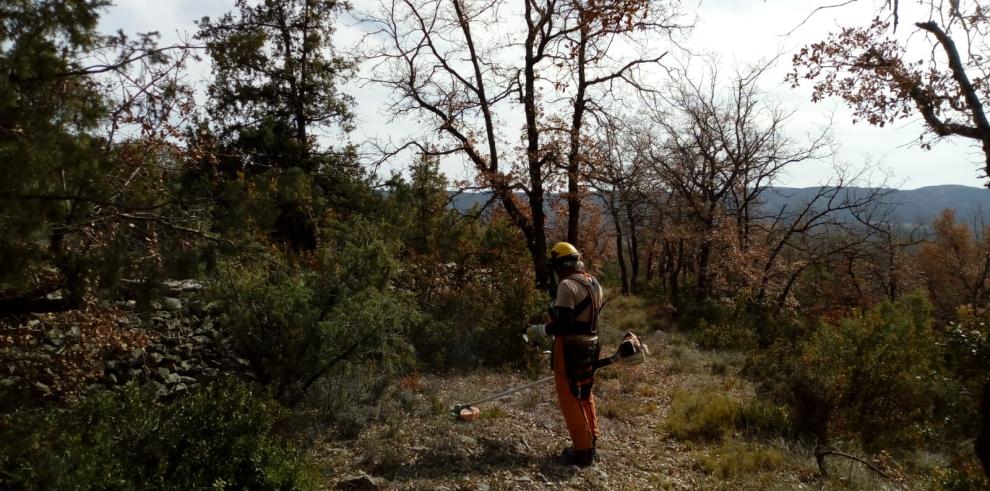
311,299,919,490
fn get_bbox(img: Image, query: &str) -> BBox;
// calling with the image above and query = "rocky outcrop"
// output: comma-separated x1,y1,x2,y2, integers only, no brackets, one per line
1,280,246,406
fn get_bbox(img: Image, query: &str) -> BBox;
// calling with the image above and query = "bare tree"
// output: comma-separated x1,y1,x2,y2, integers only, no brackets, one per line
586,115,638,293
361,0,684,288
640,60,833,300
752,170,892,318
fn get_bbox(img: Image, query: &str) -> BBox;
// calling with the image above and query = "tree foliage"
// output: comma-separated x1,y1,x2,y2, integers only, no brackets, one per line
790,2,990,180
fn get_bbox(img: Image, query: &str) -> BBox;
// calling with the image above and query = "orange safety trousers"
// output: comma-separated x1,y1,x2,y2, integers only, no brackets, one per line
552,336,598,451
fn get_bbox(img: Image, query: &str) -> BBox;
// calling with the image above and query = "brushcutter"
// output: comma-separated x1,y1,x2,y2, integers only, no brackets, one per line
450,331,649,421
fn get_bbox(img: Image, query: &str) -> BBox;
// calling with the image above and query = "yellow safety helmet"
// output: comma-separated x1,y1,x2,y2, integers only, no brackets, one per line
548,242,580,263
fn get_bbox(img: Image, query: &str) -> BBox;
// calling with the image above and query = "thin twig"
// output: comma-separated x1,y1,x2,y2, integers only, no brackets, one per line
815,447,906,489
784,0,860,36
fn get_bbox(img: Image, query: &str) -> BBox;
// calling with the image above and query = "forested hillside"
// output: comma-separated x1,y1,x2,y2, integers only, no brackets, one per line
1,0,989,489
454,185,990,228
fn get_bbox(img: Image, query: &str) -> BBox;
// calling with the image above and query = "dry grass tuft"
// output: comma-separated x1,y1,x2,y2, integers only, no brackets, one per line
666,390,741,442
600,397,659,422
697,442,785,478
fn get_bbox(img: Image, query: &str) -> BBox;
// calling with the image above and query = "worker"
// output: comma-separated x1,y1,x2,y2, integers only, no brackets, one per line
526,242,604,467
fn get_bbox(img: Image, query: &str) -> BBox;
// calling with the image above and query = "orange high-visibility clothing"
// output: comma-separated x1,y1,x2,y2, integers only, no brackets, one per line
553,336,598,451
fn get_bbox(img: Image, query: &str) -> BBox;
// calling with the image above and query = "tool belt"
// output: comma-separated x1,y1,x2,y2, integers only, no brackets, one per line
556,336,600,400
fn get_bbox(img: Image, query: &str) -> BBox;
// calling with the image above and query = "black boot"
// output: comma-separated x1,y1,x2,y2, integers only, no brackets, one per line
558,447,596,467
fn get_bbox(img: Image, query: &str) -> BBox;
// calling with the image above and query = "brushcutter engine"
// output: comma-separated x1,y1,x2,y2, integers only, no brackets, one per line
595,331,649,370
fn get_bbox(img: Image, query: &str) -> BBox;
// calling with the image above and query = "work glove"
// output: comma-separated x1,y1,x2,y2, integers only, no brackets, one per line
524,324,547,343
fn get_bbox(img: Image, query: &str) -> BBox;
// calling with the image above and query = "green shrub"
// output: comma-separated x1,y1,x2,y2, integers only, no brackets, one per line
697,442,785,478
752,293,943,450
405,218,543,369
666,390,741,442
308,361,394,438
211,237,417,405
695,318,757,351
930,460,990,491
0,380,313,490
376,162,545,370
675,296,728,332
736,399,792,439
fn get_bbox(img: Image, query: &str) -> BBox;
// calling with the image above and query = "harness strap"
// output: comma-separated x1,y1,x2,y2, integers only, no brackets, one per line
565,274,601,335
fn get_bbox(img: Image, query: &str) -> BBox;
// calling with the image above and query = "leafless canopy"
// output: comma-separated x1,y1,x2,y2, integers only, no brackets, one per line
359,0,687,287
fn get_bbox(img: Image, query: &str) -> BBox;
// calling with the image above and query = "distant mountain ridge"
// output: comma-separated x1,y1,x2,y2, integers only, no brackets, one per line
763,185,990,227
451,185,990,227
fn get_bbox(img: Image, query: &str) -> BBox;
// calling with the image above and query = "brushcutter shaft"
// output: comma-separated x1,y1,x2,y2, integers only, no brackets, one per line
451,332,649,419
458,376,554,409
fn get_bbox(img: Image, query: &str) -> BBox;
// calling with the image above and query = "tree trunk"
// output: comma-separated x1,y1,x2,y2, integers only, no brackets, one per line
523,0,550,292
696,239,713,301
671,239,684,304
611,202,629,295
531,204,551,292
565,25,588,245
645,244,655,282
625,201,640,293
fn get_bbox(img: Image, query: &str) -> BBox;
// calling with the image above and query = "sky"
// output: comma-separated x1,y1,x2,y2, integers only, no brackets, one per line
98,0,989,189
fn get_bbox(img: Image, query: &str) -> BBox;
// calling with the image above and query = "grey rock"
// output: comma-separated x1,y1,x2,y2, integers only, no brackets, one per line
164,279,203,292
66,326,81,340
156,367,171,381
33,381,52,395
146,381,168,399
163,297,183,311
338,472,386,489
